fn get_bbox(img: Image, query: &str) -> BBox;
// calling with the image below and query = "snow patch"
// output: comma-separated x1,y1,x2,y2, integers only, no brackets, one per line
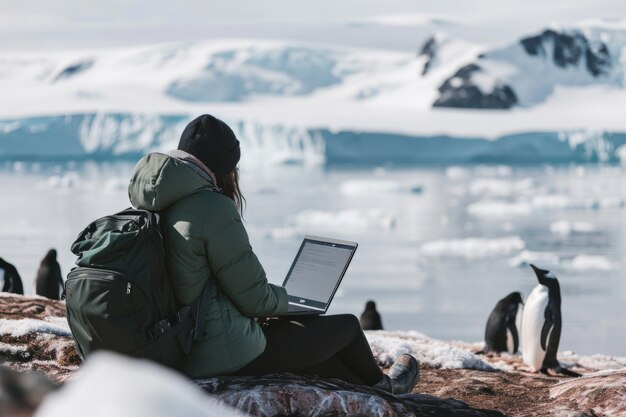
0,341,29,355
366,330,495,371
35,352,246,417
0,317,71,338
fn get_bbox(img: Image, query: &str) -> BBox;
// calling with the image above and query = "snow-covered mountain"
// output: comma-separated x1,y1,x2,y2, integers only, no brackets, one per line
433,21,626,109
2,19,626,163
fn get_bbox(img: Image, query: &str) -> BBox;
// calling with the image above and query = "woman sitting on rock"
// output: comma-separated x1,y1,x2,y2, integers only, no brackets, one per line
128,114,419,394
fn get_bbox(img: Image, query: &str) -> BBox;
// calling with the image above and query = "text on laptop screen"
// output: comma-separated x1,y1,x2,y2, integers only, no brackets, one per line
284,240,354,304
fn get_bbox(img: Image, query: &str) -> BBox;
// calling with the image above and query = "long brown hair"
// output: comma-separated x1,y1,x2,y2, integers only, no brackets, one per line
216,168,246,217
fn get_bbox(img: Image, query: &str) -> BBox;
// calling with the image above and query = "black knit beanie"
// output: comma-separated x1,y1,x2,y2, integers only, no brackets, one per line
177,114,241,175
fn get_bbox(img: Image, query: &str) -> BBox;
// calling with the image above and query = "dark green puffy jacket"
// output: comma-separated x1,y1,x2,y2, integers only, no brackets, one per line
128,152,288,377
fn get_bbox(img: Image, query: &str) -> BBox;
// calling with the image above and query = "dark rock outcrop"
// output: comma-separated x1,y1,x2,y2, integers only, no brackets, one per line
433,28,612,110
419,36,438,76
433,64,518,109
520,29,611,77
53,61,94,82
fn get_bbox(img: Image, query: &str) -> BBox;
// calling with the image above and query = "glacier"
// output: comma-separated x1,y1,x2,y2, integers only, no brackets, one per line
2,21,626,164
1,113,626,165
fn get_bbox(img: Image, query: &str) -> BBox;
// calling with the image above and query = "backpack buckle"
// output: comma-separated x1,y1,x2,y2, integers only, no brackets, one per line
148,319,171,340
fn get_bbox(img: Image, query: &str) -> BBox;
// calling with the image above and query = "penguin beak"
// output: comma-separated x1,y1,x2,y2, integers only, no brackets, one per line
529,263,548,275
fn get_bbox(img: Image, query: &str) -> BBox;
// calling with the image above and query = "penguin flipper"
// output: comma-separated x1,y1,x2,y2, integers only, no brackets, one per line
540,309,554,351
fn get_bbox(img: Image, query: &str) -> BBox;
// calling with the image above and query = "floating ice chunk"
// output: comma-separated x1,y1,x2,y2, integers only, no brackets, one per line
531,194,584,210
467,200,533,217
532,195,625,210
550,220,596,235
617,144,626,164
340,180,401,196
474,165,513,177
12,161,26,172
35,352,247,417
103,178,128,191
292,209,396,231
445,166,469,179
509,250,560,268
373,167,387,176
262,227,301,240
562,255,614,271
595,197,625,209
0,317,71,338
469,178,536,197
366,331,495,371
339,180,422,196
45,172,81,189
420,236,525,259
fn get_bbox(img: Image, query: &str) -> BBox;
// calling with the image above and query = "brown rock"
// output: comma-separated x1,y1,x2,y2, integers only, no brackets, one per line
198,373,504,417
1,294,625,417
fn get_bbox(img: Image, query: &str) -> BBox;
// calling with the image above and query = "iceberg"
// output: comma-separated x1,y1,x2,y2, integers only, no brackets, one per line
2,113,626,165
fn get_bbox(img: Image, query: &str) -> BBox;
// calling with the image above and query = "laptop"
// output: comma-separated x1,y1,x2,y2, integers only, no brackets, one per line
279,235,358,316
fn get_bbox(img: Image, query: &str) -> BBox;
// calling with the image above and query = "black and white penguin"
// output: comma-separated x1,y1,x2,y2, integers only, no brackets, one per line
484,292,523,353
360,300,383,330
35,249,64,300
521,264,580,377
0,257,24,295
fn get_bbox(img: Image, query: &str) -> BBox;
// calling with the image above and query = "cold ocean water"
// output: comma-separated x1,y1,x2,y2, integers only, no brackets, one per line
1,160,625,356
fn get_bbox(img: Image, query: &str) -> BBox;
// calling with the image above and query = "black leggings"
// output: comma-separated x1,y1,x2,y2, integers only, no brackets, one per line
233,314,384,386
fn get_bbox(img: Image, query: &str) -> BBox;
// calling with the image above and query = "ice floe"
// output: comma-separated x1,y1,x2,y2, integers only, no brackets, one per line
469,194,625,218
549,220,596,235
420,236,525,259
469,178,536,197
509,250,561,268
339,180,422,196
467,200,533,217
562,255,614,271
292,209,397,231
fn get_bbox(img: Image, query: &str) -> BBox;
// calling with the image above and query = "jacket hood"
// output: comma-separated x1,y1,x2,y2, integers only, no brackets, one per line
128,152,218,211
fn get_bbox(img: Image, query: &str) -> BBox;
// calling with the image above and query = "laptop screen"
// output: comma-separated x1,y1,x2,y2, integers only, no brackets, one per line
282,236,357,311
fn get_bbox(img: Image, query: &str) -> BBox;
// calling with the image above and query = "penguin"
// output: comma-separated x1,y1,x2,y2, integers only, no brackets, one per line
484,292,523,353
0,257,24,295
360,300,383,330
521,264,580,377
34,249,64,300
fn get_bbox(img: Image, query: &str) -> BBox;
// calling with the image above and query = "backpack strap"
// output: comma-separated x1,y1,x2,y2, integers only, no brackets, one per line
145,278,211,352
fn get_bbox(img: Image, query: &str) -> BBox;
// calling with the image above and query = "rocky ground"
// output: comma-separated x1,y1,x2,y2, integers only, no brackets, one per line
1,293,625,417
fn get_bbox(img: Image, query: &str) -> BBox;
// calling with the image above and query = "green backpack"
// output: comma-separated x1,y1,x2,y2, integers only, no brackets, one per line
65,208,207,369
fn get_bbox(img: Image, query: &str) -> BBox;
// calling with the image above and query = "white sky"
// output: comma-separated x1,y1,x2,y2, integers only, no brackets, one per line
1,0,625,51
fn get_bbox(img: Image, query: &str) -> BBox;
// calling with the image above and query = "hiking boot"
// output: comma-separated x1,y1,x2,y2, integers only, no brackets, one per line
388,354,420,394
372,374,393,393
